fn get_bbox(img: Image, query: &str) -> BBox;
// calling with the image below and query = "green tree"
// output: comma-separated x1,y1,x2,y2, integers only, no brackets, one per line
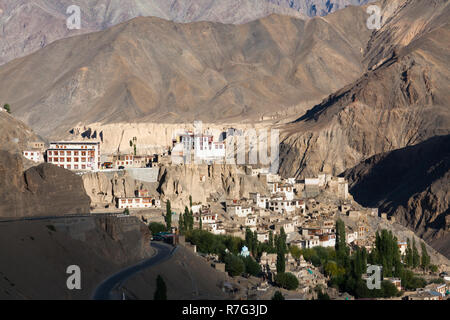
289,245,301,260
184,206,193,231
243,256,261,277
252,230,258,257
268,230,274,249
405,238,413,267
412,238,420,269
335,219,348,267
154,275,167,300
275,272,299,290
3,104,10,114
189,195,193,208
245,227,253,255
149,222,167,235
420,242,430,270
276,231,286,273
165,200,172,230
178,213,184,234
199,216,203,230
123,208,130,215
272,291,285,300
133,144,137,156
224,254,245,277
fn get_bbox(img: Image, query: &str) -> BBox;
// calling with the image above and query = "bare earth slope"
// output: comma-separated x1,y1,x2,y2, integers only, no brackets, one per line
0,7,372,137
342,135,450,258
279,0,450,178
0,216,152,299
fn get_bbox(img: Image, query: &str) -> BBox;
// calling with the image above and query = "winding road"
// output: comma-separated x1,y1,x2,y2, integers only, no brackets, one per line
91,242,177,300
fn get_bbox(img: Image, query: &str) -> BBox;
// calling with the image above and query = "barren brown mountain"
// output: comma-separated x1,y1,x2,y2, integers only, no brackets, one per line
0,0,373,66
0,5,372,137
279,0,450,178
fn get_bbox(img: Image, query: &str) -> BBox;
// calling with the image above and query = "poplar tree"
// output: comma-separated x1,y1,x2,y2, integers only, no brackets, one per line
165,200,172,230
420,242,430,270
412,238,420,269
154,275,167,300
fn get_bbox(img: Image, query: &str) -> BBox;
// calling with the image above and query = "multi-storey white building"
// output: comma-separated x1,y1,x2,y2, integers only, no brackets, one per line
46,141,101,171
249,192,270,209
269,182,295,200
226,202,254,217
175,132,226,162
268,199,305,214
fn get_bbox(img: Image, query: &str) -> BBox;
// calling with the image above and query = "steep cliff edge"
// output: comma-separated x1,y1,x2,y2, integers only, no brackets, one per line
0,151,91,218
342,135,450,258
82,164,269,211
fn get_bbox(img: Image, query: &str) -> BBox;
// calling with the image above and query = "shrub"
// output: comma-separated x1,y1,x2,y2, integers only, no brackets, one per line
242,256,261,277
275,272,299,290
272,291,285,300
224,254,245,277
149,222,167,235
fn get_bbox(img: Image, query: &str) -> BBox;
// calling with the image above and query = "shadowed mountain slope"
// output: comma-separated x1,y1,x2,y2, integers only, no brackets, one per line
342,135,450,258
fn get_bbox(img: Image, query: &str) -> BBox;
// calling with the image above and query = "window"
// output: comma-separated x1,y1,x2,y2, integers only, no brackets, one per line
81,151,86,156
48,157,53,162
81,165,86,169
54,158,58,162
59,158,64,162
67,151,71,155
74,151,79,156
74,157,79,162
74,165,78,169
67,165,71,169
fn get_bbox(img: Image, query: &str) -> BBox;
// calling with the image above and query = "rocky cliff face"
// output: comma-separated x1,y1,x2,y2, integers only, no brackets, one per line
157,164,269,209
0,151,91,218
342,135,450,258
82,163,268,211
279,0,450,178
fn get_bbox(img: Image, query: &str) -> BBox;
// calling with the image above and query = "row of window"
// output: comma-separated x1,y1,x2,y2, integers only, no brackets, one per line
56,164,87,169
48,150,94,156
53,145,95,149
48,157,93,162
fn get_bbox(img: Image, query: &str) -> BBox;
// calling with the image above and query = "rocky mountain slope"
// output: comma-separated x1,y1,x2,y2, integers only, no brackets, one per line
82,163,268,211
0,6,372,138
279,0,450,178
0,112,90,218
0,151,91,218
0,0,374,65
0,110,42,154
342,135,450,258
0,216,152,299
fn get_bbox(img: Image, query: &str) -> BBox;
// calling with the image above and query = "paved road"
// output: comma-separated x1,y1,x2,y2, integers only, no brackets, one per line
91,242,177,300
